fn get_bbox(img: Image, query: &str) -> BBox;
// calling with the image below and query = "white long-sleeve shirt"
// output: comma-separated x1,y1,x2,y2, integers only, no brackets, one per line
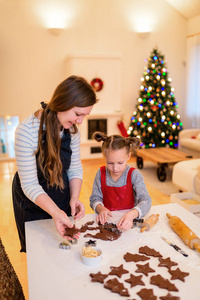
14,113,83,203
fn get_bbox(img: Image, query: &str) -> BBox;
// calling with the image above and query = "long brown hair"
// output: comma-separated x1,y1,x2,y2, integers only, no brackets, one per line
36,75,97,189
93,131,140,156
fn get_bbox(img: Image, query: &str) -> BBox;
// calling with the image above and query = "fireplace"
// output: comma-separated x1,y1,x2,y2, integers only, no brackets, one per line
88,119,107,139
79,112,123,159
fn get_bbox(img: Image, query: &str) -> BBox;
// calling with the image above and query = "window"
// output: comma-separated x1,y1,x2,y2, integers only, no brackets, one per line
0,116,19,158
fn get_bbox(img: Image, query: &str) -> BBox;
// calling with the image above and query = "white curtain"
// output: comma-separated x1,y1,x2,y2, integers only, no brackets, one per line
185,34,200,128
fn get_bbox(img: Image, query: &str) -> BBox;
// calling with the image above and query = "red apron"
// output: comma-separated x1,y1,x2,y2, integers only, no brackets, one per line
100,166,135,211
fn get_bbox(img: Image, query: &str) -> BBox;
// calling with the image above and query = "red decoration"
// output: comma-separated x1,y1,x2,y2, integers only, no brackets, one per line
117,121,128,137
91,78,103,92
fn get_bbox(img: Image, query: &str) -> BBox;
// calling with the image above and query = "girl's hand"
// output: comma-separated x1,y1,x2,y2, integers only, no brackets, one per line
96,205,112,225
117,209,139,231
70,197,85,220
52,209,80,240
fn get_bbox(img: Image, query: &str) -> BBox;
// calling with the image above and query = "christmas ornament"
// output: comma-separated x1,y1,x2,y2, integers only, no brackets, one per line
91,78,104,92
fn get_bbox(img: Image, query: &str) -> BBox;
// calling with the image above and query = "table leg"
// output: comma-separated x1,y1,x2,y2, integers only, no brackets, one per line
136,156,143,169
157,164,167,182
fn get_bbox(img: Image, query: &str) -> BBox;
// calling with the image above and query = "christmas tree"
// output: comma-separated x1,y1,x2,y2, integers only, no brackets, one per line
128,48,183,148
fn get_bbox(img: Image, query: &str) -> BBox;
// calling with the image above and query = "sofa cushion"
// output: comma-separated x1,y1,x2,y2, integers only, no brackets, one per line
180,138,200,151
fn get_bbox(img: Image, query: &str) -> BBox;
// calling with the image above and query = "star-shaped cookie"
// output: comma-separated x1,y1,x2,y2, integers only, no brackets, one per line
160,292,180,299
135,262,155,276
125,274,145,288
90,271,108,283
109,264,129,278
64,225,80,238
168,267,189,282
158,257,178,270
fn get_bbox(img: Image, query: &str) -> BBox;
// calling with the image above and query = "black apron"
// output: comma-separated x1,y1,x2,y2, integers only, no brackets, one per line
12,130,72,252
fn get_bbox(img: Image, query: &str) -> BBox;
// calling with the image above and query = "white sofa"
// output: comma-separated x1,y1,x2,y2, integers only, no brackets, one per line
178,128,200,158
172,159,200,196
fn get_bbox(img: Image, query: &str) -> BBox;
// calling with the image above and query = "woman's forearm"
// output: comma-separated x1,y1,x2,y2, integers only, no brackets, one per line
69,178,82,199
35,193,61,218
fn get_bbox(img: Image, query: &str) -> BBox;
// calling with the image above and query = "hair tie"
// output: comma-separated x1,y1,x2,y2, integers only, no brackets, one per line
41,101,47,109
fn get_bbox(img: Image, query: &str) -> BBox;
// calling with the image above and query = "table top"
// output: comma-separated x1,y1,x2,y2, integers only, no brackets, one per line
25,203,200,300
136,147,193,164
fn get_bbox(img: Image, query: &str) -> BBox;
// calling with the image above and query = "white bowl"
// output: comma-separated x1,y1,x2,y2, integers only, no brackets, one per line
81,248,102,266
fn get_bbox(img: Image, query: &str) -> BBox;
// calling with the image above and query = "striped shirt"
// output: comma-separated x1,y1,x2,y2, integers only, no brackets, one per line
14,114,83,203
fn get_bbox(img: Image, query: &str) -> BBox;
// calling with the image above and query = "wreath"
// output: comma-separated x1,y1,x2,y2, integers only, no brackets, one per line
91,78,104,92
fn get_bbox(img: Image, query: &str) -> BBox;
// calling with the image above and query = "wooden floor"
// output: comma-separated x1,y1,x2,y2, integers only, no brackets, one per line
0,157,170,300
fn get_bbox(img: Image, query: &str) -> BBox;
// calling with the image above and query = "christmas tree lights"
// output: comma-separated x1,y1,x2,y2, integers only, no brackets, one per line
128,48,183,148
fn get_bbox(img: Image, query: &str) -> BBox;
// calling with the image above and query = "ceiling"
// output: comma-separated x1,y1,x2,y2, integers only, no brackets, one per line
165,0,200,19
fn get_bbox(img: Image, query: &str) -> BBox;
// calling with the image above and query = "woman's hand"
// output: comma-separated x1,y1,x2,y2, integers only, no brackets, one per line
117,209,139,231
52,209,81,240
96,205,112,225
70,197,85,220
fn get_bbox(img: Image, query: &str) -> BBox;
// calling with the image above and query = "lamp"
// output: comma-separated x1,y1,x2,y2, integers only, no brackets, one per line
48,28,64,36
137,32,151,39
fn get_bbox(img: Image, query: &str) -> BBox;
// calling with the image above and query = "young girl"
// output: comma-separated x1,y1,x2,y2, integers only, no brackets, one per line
89,131,152,231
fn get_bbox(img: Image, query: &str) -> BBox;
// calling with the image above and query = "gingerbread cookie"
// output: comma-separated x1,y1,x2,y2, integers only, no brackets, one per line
125,274,145,288
104,278,130,297
150,274,178,291
64,225,80,238
109,264,129,278
160,292,180,300
158,257,178,270
137,288,157,300
124,252,150,262
168,267,189,282
139,246,162,257
80,221,96,233
84,226,121,241
90,271,108,283
135,262,155,277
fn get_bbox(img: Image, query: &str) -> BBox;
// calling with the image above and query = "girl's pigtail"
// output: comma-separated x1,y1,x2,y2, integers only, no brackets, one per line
126,136,140,153
92,131,108,142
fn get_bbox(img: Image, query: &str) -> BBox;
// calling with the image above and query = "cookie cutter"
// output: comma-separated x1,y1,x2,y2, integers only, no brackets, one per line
132,218,144,228
85,239,97,247
59,242,71,250
69,238,78,245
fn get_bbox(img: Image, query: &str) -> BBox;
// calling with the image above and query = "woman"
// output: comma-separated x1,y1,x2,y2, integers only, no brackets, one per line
12,75,97,252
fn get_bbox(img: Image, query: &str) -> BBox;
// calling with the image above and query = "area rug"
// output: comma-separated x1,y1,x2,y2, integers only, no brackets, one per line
129,161,179,196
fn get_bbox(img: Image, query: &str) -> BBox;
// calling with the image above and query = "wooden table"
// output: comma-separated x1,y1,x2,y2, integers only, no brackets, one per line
25,203,200,300
136,147,194,181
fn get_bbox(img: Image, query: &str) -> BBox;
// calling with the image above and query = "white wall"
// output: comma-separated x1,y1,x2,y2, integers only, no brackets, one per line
184,15,200,128
0,0,187,129
187,15,200,36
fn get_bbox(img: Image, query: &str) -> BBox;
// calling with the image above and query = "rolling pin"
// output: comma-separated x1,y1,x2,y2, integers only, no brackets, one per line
140,214,159,232
166,213,200,253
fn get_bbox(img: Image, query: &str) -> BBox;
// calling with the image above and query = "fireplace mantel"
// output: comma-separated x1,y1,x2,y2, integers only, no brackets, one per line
65,52,123,159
